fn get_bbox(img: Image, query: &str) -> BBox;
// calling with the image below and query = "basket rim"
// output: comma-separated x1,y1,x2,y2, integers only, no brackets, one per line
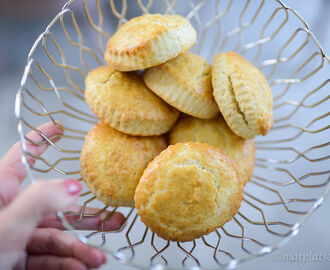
14,0,330,269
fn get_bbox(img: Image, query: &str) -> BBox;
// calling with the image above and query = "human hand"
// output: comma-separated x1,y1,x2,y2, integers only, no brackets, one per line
0,122,125,270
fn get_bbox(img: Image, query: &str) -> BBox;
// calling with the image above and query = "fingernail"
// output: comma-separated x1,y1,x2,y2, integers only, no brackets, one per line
95,250,107,264
101,252,107,264
63,179,82,196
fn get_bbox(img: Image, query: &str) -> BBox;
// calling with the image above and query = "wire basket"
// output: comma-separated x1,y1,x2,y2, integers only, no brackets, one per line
15,0,329,269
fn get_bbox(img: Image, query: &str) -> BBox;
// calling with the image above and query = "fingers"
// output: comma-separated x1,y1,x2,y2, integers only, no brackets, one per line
0,121,63,207
0,121,63,183
39,204,125,231
1,180,81,248
26,255,89,270
27,228,106,269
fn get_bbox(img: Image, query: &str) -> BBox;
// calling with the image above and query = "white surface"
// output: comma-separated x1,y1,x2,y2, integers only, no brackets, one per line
0,0,329,269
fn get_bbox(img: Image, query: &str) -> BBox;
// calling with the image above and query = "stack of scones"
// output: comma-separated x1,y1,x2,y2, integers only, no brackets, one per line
80,14,273,242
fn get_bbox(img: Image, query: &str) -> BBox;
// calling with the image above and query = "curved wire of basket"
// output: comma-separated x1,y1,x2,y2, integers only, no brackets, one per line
15,0,329,269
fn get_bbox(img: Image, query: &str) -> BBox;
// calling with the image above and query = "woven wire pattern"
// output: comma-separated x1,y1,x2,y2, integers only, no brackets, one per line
15,0,329,269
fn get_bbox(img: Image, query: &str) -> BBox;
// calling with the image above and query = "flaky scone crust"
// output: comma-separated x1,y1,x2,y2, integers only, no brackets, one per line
85,66,179,136
212,51,273,139
144,52,219,119
169,115,256,185
80,122,167,207
134,142,243,242
104,14,196,71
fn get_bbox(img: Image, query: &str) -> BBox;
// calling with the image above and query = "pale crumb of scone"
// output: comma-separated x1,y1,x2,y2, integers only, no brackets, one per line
80,122,167,207
212,51,273,139
144,52,219,119
169,114,256,185
85,66,180,136
134,142,243,242
104,14,196,71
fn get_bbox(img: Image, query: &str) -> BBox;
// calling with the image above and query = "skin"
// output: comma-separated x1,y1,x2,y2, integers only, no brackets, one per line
0,122,125,270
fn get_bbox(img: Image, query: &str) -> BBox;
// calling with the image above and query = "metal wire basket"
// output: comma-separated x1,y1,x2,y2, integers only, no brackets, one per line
15,0,330,269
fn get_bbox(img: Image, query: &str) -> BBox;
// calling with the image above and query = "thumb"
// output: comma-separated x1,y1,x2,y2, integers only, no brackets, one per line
3,179,81,235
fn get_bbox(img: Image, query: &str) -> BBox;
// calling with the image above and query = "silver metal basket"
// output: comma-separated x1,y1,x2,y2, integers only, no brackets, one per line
15,0,330,269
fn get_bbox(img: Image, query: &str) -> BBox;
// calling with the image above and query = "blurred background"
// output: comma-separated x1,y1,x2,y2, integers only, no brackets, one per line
0,0,329,269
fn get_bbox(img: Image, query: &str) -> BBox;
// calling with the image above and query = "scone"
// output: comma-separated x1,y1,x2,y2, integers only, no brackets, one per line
80,122,167,207
104,14,196,71
85,66,179,136
144,52,219,119
169,115,255,185
134,142,243,242
212,51,273,139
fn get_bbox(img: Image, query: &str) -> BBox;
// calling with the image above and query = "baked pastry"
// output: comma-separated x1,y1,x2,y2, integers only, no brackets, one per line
104,14,196,71
80,121,167,207
169,115,255,185
212,51,273,139
144,52,219,119
85,66,179,136
134,142,243,242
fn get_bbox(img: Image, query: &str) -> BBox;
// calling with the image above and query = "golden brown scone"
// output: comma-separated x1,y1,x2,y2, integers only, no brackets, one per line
135,142,243,242
169,115,255,185
144,52,219,119
212,51,273,139
104,14,196,71
85,66,180,136
80,122,167,207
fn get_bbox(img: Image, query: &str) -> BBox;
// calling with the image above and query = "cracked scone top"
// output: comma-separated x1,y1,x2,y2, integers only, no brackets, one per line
169,115,256,186
85,66,179,136
80,121,167,207
212,52,273,139
144,52,219,119
104,14,196,71
134,142,243,242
